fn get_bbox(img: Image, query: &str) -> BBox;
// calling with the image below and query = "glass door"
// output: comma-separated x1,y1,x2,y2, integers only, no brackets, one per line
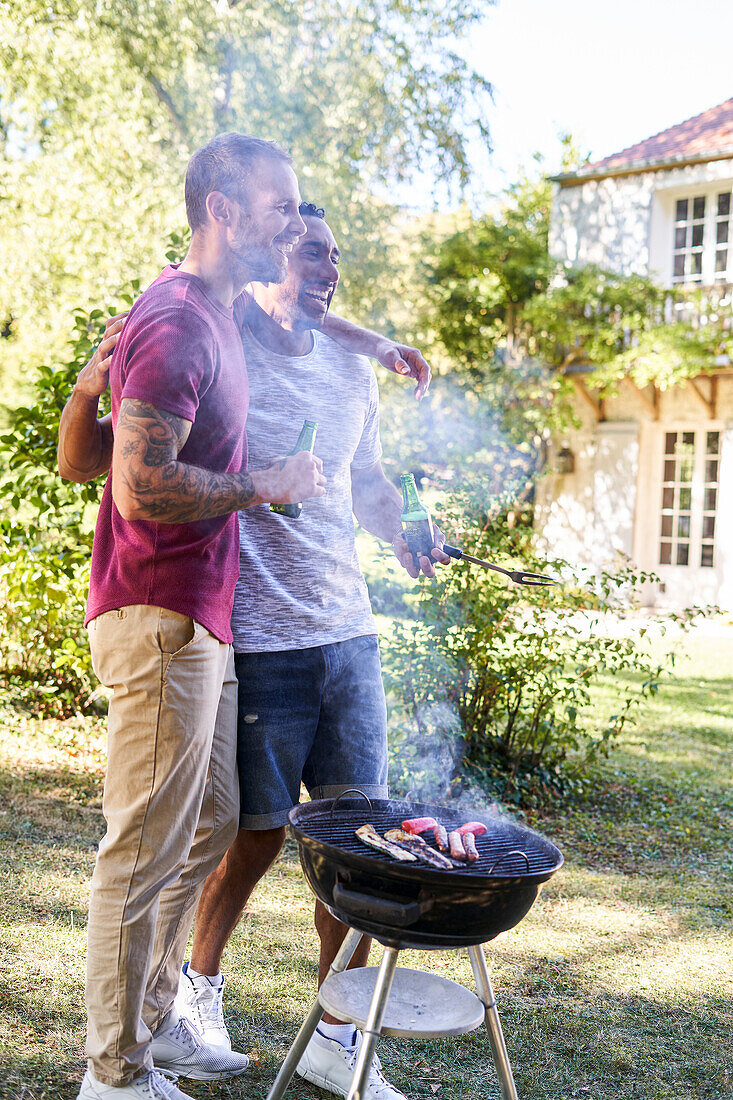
659,429,720,570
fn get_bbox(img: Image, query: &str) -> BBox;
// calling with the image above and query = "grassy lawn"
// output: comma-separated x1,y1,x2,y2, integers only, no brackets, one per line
1,630,732,1100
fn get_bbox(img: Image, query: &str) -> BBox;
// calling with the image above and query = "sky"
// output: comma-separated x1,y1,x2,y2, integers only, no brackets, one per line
413,0,733,210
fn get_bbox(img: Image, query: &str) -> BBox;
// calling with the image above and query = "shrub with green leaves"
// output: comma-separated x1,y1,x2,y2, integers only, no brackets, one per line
381,490,692,807
0,290,138,716
0,537,95,717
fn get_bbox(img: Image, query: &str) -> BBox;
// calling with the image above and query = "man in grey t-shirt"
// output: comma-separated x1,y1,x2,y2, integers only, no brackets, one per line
174,205,447,1100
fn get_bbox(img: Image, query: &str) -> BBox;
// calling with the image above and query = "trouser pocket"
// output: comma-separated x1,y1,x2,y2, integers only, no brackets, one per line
157,609,198,680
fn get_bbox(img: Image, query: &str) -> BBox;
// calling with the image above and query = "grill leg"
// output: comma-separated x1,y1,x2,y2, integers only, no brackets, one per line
345,945,400,1100
266,926,364,1100
468,944,519,1100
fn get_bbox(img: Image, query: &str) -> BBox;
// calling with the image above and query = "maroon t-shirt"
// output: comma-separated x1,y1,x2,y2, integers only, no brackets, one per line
86,266,249,642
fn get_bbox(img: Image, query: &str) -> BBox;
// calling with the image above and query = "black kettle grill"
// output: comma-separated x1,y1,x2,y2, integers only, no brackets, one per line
289,793,563,949
266,793,564,1100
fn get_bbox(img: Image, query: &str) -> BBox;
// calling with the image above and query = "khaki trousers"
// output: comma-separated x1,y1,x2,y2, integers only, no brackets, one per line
85,605,239,1086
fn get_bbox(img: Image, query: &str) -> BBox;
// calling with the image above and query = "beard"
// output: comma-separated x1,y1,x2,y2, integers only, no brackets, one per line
229,213,290,285
231,238,288,285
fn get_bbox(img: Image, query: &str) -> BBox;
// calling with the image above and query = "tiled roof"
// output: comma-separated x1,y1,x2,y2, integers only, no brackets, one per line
588,98,733,172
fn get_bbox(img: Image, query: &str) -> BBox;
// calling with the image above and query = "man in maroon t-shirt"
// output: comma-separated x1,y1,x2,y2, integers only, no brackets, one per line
76,133,326,1100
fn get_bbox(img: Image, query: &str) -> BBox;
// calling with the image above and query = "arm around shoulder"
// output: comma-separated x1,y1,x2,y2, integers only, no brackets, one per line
58,397,113,482
324,312,431,399
57,311,128,481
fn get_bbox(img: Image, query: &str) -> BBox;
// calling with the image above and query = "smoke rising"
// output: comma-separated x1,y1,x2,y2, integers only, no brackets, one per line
377,368,556,818
388,698,508,818
380,369,541,506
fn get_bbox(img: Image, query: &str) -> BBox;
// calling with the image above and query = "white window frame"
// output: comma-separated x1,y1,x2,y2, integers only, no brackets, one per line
657,425,722,571
669,185,733,287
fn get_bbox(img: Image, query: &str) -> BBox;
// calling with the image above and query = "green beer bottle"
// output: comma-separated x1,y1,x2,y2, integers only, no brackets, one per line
270,419,318,519
400,472,435,569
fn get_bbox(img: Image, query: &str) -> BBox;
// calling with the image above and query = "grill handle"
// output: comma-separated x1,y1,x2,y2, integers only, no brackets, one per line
332,883,434,928
487,850,531,874
330,789,374,819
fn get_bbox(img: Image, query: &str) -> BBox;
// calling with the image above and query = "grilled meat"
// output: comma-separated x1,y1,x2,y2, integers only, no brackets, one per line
433,823,449,851
448,830,468,861
384,829,455,870
355,823,417,862
462,832,479,862
401,816,437,835
456,821,487,837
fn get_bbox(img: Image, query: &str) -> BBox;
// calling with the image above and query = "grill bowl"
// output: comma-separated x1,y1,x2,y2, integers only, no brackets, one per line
289,796,563,949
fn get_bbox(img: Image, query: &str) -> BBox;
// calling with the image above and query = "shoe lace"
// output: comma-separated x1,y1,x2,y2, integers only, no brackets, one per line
366,1059,394,1095
167,1015,201,1051
347,1037,394,1096
196,981,225,1028
145,1069,180,1097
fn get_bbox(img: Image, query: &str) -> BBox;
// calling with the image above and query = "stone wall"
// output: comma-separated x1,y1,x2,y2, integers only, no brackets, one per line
550,157,733,281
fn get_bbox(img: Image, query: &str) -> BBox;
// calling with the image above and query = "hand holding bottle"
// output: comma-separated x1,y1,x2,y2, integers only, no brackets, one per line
392,523,449,579
270,419,320,518
394,472,450,578
263,450,326,508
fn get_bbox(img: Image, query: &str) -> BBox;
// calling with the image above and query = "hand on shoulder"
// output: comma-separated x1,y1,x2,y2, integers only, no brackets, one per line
74,313,128,399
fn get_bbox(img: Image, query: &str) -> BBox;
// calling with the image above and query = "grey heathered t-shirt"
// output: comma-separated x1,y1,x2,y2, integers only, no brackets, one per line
230,325,382,653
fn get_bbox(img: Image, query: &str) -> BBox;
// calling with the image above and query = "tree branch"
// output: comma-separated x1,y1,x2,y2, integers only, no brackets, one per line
99,21,189,141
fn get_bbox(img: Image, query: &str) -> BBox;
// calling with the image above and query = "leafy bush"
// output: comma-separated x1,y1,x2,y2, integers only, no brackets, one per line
381,490,691,807
0,538,96,717
0,290,138,716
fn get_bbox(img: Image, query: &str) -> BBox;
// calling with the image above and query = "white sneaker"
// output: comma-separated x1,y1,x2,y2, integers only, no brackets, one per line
296,1029,407,1099
174,963,232,1049
78,1067,191,1098
150,1014,249,1080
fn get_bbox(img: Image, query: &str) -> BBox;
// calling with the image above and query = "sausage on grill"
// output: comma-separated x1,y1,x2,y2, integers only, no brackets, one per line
462,832,479,862
401,816,437,835
448,830,468,861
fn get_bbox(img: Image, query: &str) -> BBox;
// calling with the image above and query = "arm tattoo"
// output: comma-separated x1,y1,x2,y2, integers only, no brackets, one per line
115,398,258,522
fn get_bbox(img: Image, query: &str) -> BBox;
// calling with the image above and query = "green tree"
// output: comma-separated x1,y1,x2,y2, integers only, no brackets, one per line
399,175,566,452
0,298,133,715
382,495,676,808
412,167,733,453
424,174,553,369
0,0,493,400
0,0,495,713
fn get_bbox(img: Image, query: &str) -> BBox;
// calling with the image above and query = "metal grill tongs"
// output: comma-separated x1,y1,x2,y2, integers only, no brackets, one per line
442,544,557,587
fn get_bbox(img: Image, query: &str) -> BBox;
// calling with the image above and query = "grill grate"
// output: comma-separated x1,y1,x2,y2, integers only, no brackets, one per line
295,806,558,878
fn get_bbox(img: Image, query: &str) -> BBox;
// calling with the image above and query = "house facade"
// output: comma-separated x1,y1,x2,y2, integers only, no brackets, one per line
536,99,733,612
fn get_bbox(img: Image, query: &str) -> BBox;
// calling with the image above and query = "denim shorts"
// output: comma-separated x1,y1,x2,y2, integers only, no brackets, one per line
234,634,389,829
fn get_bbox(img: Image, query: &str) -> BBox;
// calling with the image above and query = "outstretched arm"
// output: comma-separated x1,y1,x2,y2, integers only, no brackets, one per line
57,314,126,481
351,460,449,579
324,313,431,400
112,399,325,523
